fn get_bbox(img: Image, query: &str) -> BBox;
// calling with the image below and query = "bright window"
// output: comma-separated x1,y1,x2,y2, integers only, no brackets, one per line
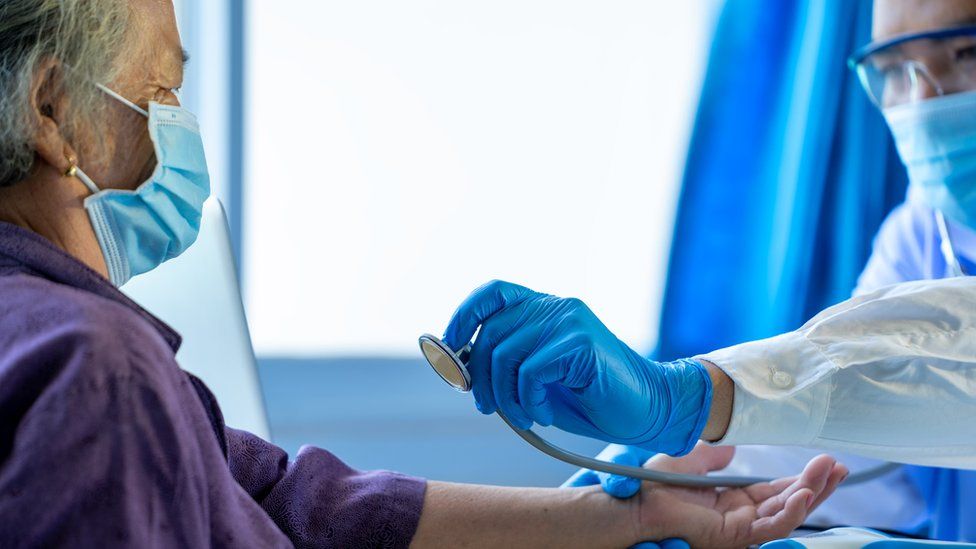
245,1,713,357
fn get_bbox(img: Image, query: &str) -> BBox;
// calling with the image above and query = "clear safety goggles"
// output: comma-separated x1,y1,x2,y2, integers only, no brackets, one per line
849,25,976,108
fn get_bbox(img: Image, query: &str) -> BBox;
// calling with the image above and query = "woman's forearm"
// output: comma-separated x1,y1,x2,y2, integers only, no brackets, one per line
410,481,641,548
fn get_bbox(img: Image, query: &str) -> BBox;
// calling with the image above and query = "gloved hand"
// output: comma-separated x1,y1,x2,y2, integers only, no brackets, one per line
443,280,714,456
632,541,689,549
562,444,653,498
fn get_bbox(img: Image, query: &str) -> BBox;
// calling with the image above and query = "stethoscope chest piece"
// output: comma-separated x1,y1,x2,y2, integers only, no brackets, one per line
418,334,472,392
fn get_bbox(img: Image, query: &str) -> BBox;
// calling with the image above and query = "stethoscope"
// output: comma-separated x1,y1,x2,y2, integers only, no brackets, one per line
418,333,900,488
937,210,968,277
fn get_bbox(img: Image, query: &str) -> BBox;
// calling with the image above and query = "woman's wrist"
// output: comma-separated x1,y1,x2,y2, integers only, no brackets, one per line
412,482,647,548
563,484,646,547
595,485,647,547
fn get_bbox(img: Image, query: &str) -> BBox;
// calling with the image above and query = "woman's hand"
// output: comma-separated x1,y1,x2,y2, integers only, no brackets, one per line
635,444,847,548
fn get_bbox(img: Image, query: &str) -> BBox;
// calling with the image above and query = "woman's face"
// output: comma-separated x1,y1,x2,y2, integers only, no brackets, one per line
75,0,187,191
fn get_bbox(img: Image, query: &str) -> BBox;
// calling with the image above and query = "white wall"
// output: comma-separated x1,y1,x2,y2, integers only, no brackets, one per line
244,1,714,357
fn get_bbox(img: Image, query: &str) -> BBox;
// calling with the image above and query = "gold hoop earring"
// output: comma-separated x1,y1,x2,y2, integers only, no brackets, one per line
63,154,77,178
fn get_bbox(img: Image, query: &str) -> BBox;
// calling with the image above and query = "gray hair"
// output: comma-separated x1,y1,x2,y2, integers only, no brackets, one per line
0,0,130,187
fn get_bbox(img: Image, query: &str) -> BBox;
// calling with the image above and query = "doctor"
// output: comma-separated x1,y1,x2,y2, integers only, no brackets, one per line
570,0,976,538
442,0,976,540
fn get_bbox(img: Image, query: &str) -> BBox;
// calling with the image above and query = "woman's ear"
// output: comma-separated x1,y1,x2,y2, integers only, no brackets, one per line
28,57,75,174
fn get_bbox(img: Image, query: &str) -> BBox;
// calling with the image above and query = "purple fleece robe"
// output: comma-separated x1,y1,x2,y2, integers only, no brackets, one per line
0,221,426,548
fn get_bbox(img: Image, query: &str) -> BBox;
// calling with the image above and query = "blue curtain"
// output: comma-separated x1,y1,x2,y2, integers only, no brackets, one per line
656,0,907,360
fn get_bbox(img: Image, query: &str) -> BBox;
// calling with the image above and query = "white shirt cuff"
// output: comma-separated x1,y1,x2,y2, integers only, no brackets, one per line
695,330,836,447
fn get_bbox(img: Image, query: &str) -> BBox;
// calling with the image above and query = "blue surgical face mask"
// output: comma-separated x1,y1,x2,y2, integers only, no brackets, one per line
884,90,976,229
72,85,211,286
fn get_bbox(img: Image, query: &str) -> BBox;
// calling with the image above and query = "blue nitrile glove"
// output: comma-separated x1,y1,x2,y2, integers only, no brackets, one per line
443,280,713,456
562,444,654,498
634,541,689,549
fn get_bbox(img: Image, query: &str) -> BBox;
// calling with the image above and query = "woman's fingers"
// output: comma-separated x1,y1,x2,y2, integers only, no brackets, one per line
643,442,735,475
742,475,797,503
755,454,834,518
808,462,848,513
747,488,814,543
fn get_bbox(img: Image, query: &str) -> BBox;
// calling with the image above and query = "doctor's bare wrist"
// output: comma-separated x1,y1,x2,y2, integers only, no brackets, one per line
699,359,733,442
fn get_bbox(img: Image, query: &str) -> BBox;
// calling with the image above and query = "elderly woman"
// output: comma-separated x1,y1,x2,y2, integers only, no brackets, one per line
0,1,845,547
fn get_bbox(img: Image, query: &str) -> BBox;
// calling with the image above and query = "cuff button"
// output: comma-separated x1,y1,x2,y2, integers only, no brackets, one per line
771,370,794,389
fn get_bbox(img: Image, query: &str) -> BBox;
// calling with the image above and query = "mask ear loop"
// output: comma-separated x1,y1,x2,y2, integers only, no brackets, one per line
94,83,149,118
62,63,149,117
64,155,100,195
64,84,149,195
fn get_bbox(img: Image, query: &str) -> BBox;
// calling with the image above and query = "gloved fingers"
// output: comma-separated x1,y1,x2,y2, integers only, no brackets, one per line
592,444,651,498
596,466,642,498
595,443,655,463
515,342,576,427
657,540,690,549
560,467,599,488
442,280,534,352
628,542,689,549
490,328,542,429
561,444,649,489
465,306,529,414
467,330,498,414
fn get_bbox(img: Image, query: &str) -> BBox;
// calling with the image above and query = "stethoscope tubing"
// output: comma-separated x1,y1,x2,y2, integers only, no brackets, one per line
937,210,967,277
496,409,901,488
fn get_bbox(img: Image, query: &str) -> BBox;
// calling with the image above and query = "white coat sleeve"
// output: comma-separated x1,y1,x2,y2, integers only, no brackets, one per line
697,276,976,469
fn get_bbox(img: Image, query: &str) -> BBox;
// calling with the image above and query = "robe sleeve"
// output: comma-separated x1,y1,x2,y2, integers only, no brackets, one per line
225,426,427,548
0,324,222,546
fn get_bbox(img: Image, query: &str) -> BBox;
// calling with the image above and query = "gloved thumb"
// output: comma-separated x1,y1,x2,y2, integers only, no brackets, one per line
596,450,647,498
560,467,600,488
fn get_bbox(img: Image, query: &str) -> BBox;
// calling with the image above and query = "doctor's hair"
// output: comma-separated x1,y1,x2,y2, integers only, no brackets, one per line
0,0,130,188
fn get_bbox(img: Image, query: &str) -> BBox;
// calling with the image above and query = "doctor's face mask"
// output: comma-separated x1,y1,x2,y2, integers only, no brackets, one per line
69,84,211,287
884,90,976,229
